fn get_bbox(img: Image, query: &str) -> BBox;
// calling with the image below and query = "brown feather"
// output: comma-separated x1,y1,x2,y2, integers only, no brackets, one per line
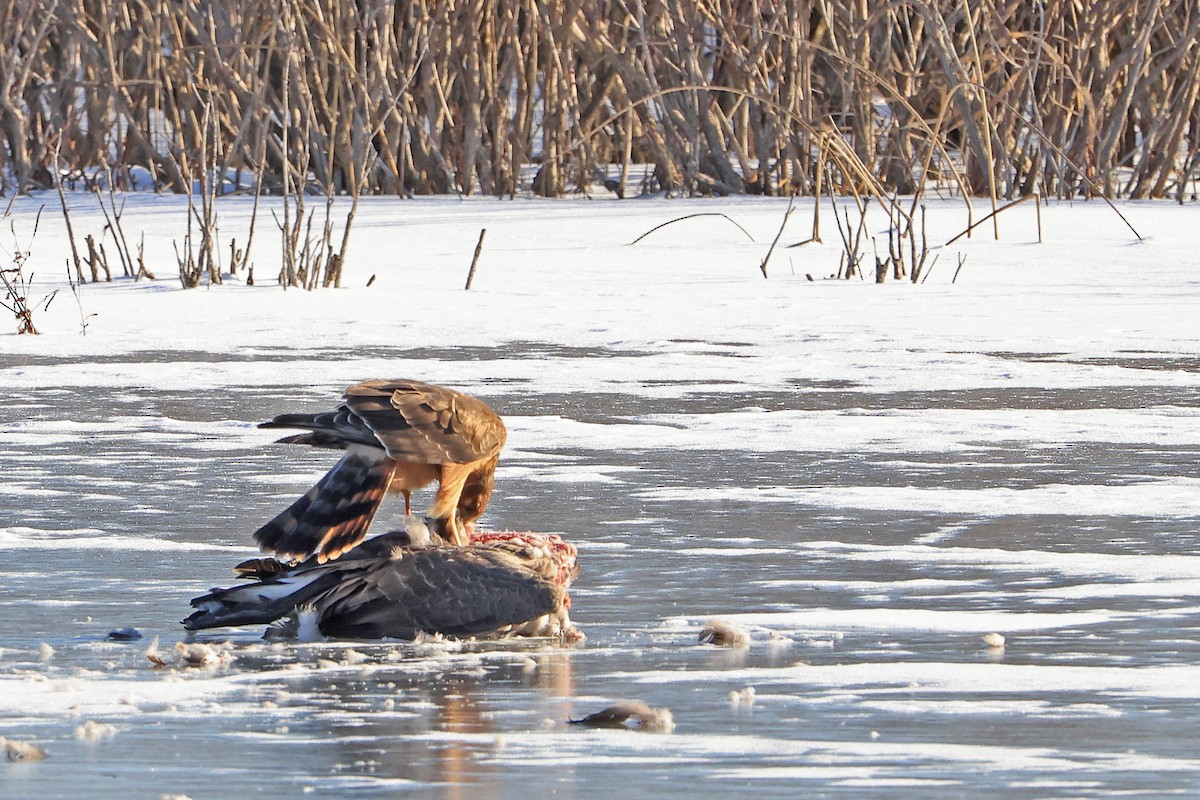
568,701,675,732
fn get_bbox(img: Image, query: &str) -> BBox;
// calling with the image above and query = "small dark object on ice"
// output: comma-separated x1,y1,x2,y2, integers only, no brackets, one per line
106,627,142,641
568,700,675,733
698,618,750,647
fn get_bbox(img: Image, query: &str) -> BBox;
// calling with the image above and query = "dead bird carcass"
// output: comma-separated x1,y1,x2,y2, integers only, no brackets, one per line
184,529,582,642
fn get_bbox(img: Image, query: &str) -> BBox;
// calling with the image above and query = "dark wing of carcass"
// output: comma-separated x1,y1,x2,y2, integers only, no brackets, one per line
313,545,558,639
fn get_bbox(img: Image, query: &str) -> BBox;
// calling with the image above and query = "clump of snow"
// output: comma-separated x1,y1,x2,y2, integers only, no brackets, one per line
74,720,119,741
340,649,369,666
981,632,1006,649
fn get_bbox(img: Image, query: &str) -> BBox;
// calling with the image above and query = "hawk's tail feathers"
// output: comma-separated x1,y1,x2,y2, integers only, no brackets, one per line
253,446,395,563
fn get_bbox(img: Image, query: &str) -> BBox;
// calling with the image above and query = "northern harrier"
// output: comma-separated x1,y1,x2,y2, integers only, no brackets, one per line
253,379,506,562
184,526,581,641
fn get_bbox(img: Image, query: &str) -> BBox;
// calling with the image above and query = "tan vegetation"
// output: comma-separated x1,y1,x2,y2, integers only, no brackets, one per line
0,204,54,333
0,0,1196,201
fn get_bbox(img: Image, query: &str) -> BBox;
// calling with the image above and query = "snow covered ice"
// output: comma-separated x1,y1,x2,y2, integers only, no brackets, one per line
1,194,1199,798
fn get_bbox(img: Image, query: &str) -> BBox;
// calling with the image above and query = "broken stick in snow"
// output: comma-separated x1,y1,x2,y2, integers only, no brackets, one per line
464,228,486,290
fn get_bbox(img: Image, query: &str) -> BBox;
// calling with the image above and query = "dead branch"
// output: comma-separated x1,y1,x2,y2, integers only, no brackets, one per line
464,228,487,290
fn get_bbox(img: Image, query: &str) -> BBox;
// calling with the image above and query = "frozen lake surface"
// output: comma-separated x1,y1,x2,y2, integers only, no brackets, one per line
2,196,1199,798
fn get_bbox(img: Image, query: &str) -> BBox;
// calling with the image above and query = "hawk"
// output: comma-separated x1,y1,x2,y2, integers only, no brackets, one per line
184,526,581,642
253,379,506,562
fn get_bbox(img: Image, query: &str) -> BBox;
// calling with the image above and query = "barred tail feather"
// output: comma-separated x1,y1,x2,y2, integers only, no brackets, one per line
253,445,395,563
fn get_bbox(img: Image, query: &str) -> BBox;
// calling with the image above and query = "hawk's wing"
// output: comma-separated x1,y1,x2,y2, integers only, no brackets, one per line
260,379,505,465
344,379,506,464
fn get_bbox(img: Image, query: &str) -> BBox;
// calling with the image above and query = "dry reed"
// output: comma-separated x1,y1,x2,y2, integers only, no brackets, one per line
0,0,1194,203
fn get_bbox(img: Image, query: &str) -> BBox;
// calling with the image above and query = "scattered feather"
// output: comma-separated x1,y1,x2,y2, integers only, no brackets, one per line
173,642,233,669
146,636,168,668
698,619,750,648
176,642,219,667
569,700,675,733
2,737,47,761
